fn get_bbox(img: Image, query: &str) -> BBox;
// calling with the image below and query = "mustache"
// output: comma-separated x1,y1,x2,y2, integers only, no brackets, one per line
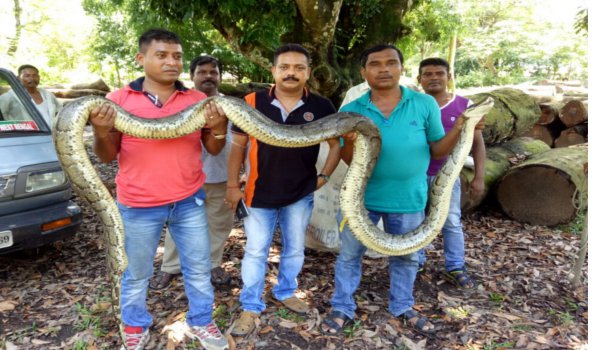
201,79,217,84
283,76,300,82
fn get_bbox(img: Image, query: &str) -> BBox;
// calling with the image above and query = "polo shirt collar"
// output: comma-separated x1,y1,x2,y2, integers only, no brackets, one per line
128,77,188,92
268,85,310,103
357,85,413,106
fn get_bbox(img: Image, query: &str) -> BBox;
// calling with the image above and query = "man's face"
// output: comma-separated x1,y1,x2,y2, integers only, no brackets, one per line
19,68,40,90
360,48,403,90
271,52,310,92
135,40,183,85
192,62,220,96
418,65,450,94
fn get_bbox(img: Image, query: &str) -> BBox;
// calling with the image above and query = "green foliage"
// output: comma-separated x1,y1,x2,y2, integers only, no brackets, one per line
450,0,587,87
488,292,506,305
274,307,305,323
212,304,231,329
574,8,588,35
483,340,515,350
548,309,574,326
343,319,362,337
556,209,587,236
397,0,462,60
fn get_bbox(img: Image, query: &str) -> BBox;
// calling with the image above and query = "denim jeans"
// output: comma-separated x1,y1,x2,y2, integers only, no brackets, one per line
418,178,465,271
117,189,214,330
239,193,314,313
331,210,424,318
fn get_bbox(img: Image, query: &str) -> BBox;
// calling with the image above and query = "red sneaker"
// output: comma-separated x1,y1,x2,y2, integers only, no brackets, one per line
120,325,150,350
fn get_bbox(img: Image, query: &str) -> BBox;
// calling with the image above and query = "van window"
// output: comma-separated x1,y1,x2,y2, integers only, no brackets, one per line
0,75,41,132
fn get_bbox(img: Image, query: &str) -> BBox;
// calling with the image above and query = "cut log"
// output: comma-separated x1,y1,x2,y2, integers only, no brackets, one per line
559,100,588,127
554,124,588,148
45,79,111,92
460,137,550,212
219,82,272,98
49,89,109,98
495,144,588,226
538,103,562,125
467,88,541,145
521,124,555,147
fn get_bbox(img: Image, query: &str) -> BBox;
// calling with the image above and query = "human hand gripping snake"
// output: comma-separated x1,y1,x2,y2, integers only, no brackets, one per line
53,95,493,342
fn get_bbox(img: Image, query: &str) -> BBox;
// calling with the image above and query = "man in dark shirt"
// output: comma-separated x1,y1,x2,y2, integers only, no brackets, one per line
225,43,341,336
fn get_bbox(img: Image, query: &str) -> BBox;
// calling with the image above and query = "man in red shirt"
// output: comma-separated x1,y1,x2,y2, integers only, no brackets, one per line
90,28,229,350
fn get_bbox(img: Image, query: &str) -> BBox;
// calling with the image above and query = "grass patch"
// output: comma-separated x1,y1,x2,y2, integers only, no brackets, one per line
274,307,304,323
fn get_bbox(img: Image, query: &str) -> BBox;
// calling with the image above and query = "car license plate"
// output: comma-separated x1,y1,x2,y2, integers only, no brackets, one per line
0,230,13,249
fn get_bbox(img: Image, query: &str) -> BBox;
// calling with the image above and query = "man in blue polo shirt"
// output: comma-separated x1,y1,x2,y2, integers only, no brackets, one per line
320,44,474,335
225,43,341,336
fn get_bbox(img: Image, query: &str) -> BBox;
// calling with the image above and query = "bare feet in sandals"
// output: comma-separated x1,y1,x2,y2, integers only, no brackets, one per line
400,309,435,334
320,310,352,335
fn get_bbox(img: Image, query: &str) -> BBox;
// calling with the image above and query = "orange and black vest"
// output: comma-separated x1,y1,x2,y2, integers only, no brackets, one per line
231,87,336,208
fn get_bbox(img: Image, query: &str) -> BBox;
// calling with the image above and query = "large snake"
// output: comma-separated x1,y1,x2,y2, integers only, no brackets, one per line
53,94,493,341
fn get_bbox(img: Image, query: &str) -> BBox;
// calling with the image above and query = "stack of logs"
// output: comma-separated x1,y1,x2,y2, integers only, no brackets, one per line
523,99,588,148
47,79,110,102
460,86,587,227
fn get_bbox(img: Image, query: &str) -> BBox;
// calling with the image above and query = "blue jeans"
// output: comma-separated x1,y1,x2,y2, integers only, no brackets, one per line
117,189,214,329
239,194,314,313
418,178,465,271
331,210,424,318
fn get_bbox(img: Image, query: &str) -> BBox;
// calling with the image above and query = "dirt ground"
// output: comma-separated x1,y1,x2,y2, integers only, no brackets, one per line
0,194,588,349
0,127,588,349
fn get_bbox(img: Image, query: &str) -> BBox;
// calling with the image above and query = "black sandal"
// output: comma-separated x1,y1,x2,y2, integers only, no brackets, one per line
399,309,435,334
320,310,353,335
443,268,475,289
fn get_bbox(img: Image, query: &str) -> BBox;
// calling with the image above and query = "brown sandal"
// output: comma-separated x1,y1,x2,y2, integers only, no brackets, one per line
149,271,177,290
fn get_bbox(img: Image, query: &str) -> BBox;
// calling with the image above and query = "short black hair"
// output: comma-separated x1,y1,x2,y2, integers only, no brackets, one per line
360,44,404,67
418,57,450,75
190,55,223,77
17,64,39,76
273,43,311,65
138,28,181,52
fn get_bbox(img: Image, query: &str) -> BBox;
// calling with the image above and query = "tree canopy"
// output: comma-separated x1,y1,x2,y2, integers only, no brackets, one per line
83,0,416,104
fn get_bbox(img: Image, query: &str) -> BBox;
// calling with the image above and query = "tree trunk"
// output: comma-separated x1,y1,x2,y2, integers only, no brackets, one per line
495,144,588,226
467,88,541,145
559,100,588,127
7,0,22,57
554,124,588,148
460,137,550,212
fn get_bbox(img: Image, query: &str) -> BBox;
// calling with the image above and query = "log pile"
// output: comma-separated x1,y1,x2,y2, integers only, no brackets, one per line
456,84,588,227
460,137,550,212
467,88,541,145
495,144,587,226
46,79,111,100
522,99,588,148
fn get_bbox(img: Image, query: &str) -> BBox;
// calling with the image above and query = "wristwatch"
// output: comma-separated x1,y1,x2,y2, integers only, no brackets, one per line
318,173,330,182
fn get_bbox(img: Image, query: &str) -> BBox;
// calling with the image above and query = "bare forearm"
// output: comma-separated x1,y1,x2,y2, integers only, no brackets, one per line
93,132,120,163
472,130,486,182
202,130,226,155
320,139,341,175
340,137,354,165
227,136,246,187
